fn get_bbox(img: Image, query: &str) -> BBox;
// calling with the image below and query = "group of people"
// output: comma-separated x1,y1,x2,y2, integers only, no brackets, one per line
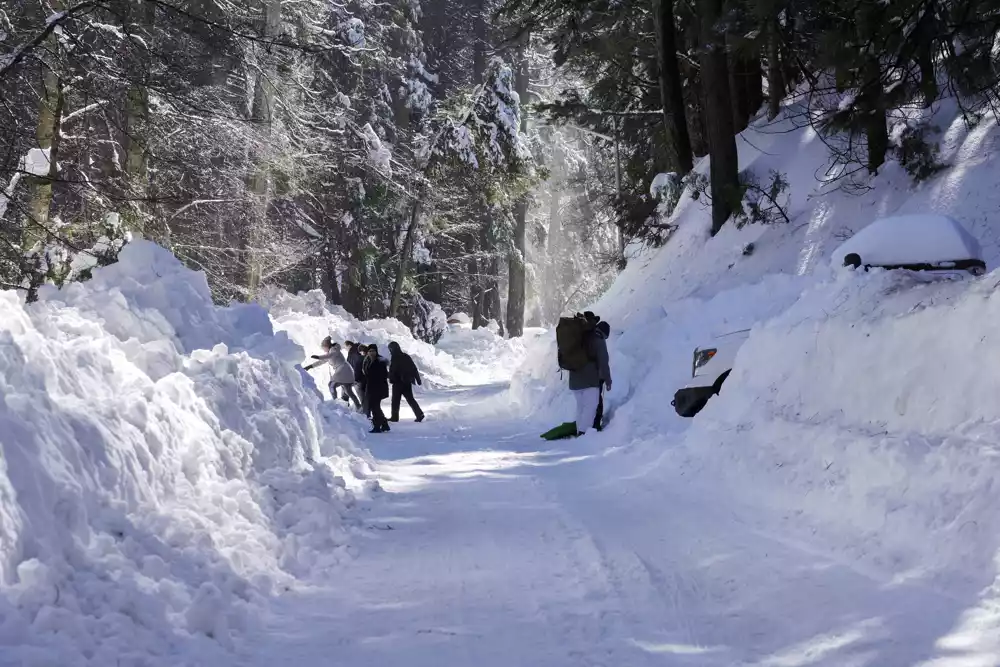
304,311,611,438
304,338,425,433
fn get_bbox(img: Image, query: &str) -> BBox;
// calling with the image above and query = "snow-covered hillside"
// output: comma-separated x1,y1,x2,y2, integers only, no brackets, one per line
508,96,1000,659
513,95,1000,422
0,242,376,666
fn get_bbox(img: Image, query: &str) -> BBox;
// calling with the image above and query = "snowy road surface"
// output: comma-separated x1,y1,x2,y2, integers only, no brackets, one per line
246,384,980,667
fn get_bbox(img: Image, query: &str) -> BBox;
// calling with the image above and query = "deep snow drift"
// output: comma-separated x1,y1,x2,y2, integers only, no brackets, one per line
0,242,376,666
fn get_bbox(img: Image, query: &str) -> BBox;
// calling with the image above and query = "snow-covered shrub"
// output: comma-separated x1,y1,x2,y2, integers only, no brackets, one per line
650,172,683,220
735,170,791,229
0,241,374,665
402,294,448,344
21,212,131,299
891,121,947,183
684,169,790,230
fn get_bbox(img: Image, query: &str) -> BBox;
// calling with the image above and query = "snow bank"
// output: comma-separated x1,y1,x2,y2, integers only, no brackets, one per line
260,288,532,390
0,241,374,666
510,93,1000,594
682,267,1000,590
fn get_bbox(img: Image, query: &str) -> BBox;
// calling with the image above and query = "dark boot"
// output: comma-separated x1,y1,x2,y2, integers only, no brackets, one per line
415,414,425,423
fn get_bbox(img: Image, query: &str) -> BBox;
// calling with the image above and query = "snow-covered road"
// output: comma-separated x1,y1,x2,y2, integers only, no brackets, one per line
246,384,979,667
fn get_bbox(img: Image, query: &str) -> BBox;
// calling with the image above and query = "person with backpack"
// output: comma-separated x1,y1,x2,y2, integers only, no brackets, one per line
303,337,361,409
556,313,612,436
387,341,425,423
363,344,391,433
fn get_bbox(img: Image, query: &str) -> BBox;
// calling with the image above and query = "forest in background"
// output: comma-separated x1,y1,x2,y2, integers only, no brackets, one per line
3,0,1000,340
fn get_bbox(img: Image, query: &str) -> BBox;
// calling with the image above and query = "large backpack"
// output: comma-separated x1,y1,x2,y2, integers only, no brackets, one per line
556,313,597,371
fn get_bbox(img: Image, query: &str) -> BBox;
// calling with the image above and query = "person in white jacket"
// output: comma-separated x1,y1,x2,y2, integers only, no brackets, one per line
304,336,361,409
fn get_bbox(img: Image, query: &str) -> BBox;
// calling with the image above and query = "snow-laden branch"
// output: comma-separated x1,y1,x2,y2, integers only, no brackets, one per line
0,0,105,79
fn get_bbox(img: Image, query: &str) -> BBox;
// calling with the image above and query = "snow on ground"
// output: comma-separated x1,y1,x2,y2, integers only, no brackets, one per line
261,288,540,395
0,242,376,666
243,381,986,667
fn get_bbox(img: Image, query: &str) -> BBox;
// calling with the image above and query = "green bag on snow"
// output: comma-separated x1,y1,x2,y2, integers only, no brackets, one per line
540,421,579,441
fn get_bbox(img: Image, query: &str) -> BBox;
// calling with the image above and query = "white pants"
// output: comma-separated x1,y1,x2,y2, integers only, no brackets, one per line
573,387,601,434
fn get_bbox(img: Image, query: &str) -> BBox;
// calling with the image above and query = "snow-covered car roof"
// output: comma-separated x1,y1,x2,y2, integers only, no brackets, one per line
832,214,984,270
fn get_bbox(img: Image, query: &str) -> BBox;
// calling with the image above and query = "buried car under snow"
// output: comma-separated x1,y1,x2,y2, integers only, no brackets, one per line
836,213,986,276
672,214,987,418
671,328,750,418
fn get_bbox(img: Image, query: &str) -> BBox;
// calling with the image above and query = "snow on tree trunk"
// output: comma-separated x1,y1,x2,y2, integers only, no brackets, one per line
121,0,154,233
245,0,282,297
506,37,530,338
22,0,66,258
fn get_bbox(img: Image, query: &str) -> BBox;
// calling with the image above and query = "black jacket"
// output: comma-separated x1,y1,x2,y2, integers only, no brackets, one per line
347,347,365,382
389,351,421,386
364,356,390,400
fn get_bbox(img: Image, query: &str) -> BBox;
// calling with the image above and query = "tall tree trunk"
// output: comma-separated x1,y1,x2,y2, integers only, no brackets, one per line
506,36,530,338
389,193,422,317
747,51,764,117
652,0,694,174
728,38,761,133
861,55,888,174
766,16,785,120
469,244,484,329
320,228,342,305
469,1,494,332
245,0,282,297
343,242,365,317
22,0,65,271
486,257,503,335
699,0,740,236
544,180,562,324
122,0,154,233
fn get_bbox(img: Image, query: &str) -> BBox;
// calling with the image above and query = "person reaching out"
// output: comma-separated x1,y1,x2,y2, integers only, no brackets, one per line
303,337,361,409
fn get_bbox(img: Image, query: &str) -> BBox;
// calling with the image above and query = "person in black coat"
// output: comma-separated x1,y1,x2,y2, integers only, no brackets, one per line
363,345,391,433
387,341,425,423
345,341,367,413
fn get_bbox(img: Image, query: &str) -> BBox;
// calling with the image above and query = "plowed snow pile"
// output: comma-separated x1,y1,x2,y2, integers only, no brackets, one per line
689,268,1000,589
0,241,375,666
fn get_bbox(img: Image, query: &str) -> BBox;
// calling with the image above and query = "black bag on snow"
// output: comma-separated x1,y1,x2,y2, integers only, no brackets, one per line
556,313,598,371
